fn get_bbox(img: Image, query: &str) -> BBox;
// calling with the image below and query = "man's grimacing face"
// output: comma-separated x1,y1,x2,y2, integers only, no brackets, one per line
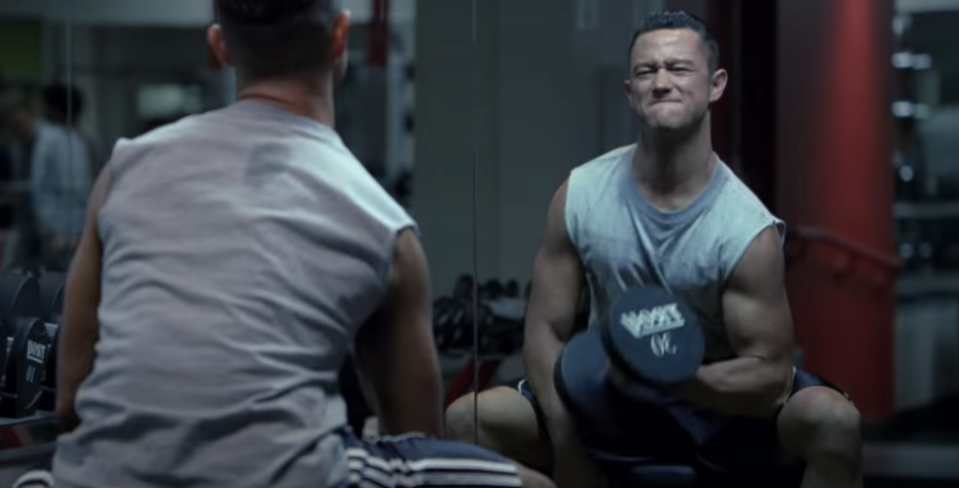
624,28,727,133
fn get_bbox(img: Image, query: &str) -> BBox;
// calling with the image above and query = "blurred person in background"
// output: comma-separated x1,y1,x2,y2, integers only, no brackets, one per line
0,75,16,266
41,83,102,176
1,86,92,272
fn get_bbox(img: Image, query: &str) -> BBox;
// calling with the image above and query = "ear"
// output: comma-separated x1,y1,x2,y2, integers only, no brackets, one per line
624,79,637,111
331,10,352,84
709,68,728,103
331,10,352,62
207,24,233,68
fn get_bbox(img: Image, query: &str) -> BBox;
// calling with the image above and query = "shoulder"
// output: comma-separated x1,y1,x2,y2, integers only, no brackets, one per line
571,144,634,181
567,144,633,206
715,163,785,236
709,163,786,280
107,114,204,165
34,121,69,150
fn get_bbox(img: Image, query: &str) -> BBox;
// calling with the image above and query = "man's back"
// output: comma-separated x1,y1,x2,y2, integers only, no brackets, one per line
52,101,414,488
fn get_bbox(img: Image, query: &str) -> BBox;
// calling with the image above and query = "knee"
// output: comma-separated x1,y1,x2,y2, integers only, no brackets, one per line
445,394,478,441
515,464,557,488
780,388,861,459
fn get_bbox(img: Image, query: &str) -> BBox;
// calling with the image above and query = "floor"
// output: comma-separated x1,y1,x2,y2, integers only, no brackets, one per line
0,374,954,487
0,443,954,487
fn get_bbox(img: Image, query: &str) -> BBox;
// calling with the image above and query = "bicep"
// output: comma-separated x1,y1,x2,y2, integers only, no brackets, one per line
356,227,433,352
353,227,442,435
63,165,111,317
525,180,585,343
57,164,110,423
722,226,794,362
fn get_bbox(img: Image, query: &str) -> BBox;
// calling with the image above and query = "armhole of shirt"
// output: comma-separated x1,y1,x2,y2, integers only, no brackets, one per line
564,170,580,250
380,221,419,287
96,139,131,242
721,218,787,283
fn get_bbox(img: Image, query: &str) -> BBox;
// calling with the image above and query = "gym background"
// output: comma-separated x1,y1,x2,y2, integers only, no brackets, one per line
0,0,955,485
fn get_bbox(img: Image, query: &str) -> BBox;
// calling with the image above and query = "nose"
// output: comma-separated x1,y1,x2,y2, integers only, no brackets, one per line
652,69,673,94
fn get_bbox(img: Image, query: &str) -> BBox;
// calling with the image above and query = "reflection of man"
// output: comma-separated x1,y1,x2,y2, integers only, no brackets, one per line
447,10,862,488
2,89,92,271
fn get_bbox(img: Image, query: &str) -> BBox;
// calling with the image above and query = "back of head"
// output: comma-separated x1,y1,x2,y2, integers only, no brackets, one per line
628,10,720,73
216,0,341,82
42,83,85,125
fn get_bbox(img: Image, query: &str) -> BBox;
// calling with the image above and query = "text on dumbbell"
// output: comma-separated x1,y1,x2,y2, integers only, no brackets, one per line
650,332,678,358
27,340,47,364
619,303,685,339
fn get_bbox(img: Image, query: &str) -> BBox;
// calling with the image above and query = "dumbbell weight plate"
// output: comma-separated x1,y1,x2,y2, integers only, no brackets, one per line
599,287,705,387
37,323,59,412
38,273,65,323
554,328,690,461
1,317,50,417
0,274,43,326
42,323,59,389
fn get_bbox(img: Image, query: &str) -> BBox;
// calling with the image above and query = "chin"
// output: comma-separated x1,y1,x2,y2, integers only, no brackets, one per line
644,120,687,133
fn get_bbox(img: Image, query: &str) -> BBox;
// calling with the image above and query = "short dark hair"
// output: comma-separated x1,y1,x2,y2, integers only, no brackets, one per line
217,0,340,81
42,83,85,124
627,10,720,73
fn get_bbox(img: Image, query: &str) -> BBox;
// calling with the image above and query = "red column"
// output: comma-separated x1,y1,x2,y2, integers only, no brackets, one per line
776,0,897,418
368,0,390,67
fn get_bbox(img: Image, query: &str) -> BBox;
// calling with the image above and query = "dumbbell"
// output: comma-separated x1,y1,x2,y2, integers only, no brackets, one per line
553,286,705,463
504,280,520,298
0,274,52,418
482,279,505,301
452,274,474,301
36,273,65,412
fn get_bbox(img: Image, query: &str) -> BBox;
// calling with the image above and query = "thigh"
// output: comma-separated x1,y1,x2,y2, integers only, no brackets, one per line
451,383,552,472
344,431,523,488
695,414,804,488
695,368,853,488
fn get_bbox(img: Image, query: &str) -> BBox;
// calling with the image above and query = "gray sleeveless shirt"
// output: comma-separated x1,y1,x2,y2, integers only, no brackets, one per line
52,101,415,488
566,145,784,362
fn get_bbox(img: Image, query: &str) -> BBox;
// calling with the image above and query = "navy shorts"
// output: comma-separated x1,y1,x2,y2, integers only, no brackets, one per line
342,430,523,488
518,368,850,487
16,430,523,488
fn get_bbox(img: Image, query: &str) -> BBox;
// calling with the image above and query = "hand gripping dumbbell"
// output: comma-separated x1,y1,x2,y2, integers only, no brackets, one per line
37,273,65,412
0,273,53,418
553,286,705,486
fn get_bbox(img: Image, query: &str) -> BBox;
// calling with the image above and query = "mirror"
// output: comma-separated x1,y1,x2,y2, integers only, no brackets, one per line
0,0,78,453
448,1,954,486
407,0,483,441
0,1,84,274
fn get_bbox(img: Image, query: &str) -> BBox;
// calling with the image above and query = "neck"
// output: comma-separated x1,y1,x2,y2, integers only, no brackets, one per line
634,115,715,193
236,76,336,128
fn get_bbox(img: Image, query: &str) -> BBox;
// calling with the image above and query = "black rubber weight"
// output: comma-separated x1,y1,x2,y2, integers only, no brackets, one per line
600,287,704,386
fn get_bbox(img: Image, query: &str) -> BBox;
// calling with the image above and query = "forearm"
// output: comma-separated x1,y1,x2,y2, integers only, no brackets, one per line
681,357,792,418
55,331,97,433
522,325,571,432
375,359,443,437
355,334,444,437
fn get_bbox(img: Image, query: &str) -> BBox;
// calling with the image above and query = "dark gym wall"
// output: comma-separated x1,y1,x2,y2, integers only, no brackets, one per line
411,0,477,296
776,0,897,418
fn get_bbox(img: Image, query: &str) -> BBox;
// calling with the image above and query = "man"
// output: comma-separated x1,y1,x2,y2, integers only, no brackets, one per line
48,1,554,488
41,83,102,177
1,89,91,272
446,10,862,488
